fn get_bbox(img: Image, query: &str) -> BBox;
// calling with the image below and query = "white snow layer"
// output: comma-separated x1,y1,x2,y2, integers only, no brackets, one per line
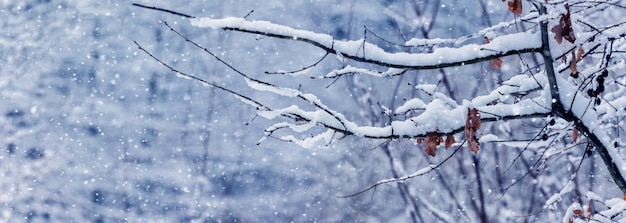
191,17,542,68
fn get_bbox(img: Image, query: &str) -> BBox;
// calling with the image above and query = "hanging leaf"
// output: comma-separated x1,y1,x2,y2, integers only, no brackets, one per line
465,108,481,153
551,3,576,44
577,45,585,62
573,127,579,142
507,0,522,15
485,37,503,69
445,135,455,149
467,133,480,153
569,51,578,74
416,137,423,144
425,132,439,157
469,108,481,130
491,57,503,69
552,25,563,44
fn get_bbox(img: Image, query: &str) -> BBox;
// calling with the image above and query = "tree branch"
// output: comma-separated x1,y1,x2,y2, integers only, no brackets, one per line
132,3,195,18
338,141,465,198
538,5,626,194
190,17,543,70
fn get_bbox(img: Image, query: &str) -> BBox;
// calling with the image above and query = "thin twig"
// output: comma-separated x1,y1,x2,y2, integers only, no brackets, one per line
132,3,195,18
338,140,465,198
265,52,329,75
133,41,266,110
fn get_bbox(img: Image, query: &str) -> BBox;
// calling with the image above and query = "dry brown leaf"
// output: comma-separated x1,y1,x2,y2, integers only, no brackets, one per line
569,51,578,74
573,209,585,217
551,3,576,44
507,0,522,15
485,37,504,69
465,108,481,153
577,46,585,62
416,138,423,144
469,108,481,130
573,127,579,142
468,135,480,153
445,135,455,149
425,132,438,157
551,24,564,44
491,57,503,69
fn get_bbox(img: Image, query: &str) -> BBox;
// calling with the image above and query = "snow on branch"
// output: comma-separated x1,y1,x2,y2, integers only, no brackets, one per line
254,73,551,148
138,20,554,149
190,17,543,70
133,2,626,210
404,11,542,47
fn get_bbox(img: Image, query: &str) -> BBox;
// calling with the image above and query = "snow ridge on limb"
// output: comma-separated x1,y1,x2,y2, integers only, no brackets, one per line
190,17,543,70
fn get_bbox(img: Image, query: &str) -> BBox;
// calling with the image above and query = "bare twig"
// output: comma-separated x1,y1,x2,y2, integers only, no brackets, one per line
132,3,195,18
338,141,465,198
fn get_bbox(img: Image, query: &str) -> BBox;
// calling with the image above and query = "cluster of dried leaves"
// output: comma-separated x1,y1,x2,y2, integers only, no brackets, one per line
419,2,582,157
417,108,480,157
418,132,455,157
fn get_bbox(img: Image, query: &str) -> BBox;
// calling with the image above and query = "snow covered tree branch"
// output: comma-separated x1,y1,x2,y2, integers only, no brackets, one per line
189,17,543,70
134,1,626,220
